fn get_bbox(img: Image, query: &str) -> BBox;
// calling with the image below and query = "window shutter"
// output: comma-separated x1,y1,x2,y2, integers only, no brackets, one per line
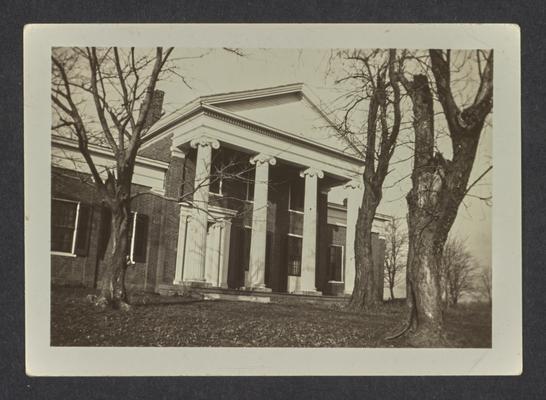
74,203,93,256
132,213,149,263
98,207,112,260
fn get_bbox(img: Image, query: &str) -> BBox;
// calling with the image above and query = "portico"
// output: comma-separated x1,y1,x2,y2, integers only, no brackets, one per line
142,83,380,295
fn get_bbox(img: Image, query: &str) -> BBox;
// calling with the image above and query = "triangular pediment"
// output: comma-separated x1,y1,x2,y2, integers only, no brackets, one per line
204,86,357,156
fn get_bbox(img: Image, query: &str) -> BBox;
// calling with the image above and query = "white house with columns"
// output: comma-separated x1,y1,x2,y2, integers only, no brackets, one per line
140,83,389,296
50,83,389,296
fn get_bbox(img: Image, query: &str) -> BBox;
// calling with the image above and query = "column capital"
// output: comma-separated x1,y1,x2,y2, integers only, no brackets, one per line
300,167,324,179
250,153,276,166
190,136,220,150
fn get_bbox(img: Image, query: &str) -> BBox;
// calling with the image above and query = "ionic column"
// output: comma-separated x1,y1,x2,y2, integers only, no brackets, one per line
182,136,220,284
299,167,324,293
247,154,276,290
173,206,192,284
344,180,363,294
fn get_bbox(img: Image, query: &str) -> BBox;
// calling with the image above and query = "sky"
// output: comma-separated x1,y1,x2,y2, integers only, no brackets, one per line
152,48,492,270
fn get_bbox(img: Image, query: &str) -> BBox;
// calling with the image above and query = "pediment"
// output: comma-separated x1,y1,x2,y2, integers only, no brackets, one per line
206,90,357,156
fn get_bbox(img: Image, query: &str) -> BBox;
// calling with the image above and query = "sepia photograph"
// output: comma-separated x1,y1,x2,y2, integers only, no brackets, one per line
25,24,521,375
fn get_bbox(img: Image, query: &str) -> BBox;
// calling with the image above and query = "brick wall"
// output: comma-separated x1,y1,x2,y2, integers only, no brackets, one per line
138,133,173,163
51,165,181,293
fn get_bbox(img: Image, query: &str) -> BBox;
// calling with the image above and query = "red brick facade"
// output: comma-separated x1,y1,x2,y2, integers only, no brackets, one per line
51,135,386,296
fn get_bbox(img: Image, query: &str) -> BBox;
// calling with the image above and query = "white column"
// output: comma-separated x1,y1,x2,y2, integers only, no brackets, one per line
247,154,276,290
182,136,220,284
204,223,222,285
219,220,232,289
299,167,324,294
173,206,192,284
344,180,363,294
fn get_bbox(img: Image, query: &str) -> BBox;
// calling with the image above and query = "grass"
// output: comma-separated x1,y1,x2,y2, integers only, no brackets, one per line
51,286,491,348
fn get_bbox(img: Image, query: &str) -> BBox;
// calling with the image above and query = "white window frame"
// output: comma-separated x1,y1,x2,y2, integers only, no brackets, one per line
51,198,80,257
209,172,224,197
286,234,303,277
287,232,303,239
128,211,138,264
288,183,304,214
245,178,254,203
327,244,345,283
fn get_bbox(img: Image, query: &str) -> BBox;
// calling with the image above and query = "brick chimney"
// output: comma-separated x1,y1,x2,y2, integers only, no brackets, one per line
141,90,164,130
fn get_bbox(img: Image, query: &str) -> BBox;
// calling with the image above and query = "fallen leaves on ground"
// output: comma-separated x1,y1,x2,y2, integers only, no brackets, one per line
50,287,491,348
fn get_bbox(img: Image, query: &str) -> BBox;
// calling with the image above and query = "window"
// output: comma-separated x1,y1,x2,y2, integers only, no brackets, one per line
51,198,92,256
209,173,223,196
287,235,302,276
97,208,149,264
245,176,255,202
328,245,344,282
288,182,304,212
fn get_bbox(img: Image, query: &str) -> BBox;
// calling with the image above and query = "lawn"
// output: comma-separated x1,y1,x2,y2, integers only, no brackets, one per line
51,286,491,348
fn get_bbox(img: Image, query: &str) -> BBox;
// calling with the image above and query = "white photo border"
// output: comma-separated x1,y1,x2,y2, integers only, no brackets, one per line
24,23,521,376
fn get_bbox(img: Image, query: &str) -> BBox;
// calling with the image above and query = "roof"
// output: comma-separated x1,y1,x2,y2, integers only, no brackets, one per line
141,83,363,163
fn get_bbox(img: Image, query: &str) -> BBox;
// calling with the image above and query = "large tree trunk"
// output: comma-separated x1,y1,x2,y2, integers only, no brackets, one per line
402,74,447,346
406,173,446,346
348,190,381,311
96,177,133,310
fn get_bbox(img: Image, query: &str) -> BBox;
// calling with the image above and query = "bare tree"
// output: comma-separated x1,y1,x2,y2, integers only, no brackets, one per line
384,218,407,300
478,267,492,306
332,49,404,311
390,50,493,345
52,47,174,309
438,236,476,307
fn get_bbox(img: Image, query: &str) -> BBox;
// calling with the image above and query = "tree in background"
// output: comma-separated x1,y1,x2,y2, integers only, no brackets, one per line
391,50,493,345
332,49,404,311
479,267,492,306
438,236,476,307
383,218,407,300
52,47,174,309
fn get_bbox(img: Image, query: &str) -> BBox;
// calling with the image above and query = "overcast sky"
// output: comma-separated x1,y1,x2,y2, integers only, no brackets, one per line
154,48,492,269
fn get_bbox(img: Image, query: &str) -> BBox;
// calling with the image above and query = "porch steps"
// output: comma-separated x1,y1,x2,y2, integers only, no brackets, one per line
156,284,350,306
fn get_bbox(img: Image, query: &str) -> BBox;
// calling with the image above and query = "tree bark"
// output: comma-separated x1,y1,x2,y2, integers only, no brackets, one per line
399,49,491,345
403,74,447,346
341,50,402,312
389,284,395,300
349,191,381,311
96,175,133,310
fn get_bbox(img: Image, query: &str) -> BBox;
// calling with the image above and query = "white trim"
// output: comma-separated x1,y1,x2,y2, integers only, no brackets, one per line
209,175,224,197
52,197,79,204
51,198,80,256
171,115,362,180
71,202,81,254
245,179,254,202
288,183,304,213
204,103,361,163
287,232,303,239
52,135,169,170
129,212,137,264
144,83,352,161
50,251,77,258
